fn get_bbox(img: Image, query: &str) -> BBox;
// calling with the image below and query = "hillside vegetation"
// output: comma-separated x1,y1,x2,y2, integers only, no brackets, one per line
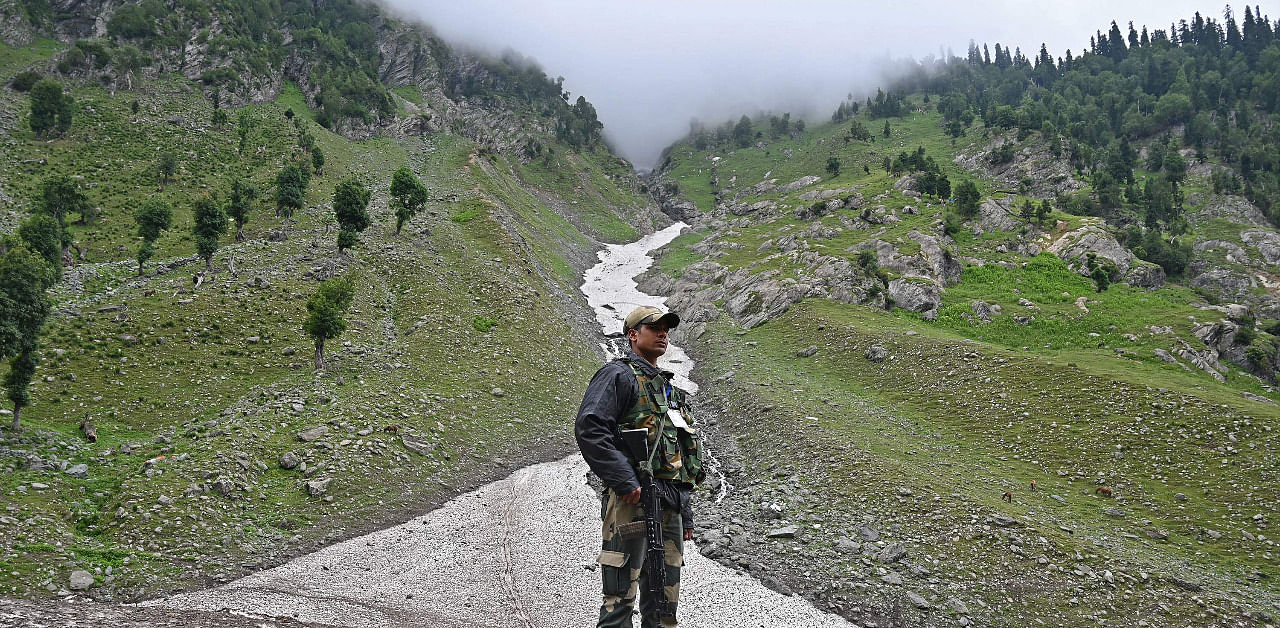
646,6,1280,626
0,0,662,601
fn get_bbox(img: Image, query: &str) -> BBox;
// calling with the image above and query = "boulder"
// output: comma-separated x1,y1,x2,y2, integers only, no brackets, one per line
777,176,822,193
766,525,801,538
1124,262,1165,289
971,300,996,322
279,451,300,470
878,543,907,563
724,280,811,329
1047,225,1135,277
1189,267,1257,302
908,231,963,286
305,478,332,497
69,570,94,591
1241,229,1280,266
401,434,436,456
1194,239,1252,264
976,198,1023,233
888,278,941,318
212,476,235,496
297,425,330,442
865,345,889,362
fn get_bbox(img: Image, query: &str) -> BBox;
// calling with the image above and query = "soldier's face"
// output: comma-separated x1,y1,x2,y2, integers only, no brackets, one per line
629,323,669,363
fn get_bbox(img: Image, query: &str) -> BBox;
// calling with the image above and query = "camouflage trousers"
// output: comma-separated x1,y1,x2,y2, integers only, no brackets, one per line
595,489,684,628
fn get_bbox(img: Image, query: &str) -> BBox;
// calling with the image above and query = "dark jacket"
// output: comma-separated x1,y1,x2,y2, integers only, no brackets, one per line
575,352,695,528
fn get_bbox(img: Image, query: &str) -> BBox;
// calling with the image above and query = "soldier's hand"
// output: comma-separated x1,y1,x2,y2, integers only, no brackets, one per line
684,528,694,541
620,487,642,504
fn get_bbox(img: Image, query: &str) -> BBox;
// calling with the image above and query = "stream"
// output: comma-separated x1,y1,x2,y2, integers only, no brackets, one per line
150,223,851,627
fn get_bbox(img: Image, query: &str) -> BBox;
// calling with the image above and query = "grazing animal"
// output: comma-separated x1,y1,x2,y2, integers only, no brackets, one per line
1002,491,1013,503
143,289,156,297
79,417,97,443
383,425,399,434
1095,486,1113,498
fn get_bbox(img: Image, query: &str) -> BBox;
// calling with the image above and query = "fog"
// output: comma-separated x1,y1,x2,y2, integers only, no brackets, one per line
383,1,1258,169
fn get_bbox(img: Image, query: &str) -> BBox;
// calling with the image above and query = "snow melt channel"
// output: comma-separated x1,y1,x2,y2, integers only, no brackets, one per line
148,224,852,627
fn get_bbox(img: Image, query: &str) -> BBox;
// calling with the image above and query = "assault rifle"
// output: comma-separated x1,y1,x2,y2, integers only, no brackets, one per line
621,427,673,620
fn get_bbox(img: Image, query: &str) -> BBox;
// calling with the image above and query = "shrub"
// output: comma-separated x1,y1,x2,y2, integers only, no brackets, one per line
10,71,41,92
473,316,498,332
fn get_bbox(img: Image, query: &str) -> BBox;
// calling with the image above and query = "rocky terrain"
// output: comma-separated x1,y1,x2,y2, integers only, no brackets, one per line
640,97,1280,625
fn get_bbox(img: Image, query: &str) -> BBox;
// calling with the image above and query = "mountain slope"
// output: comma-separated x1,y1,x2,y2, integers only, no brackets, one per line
643,10,1280,626
0,0,664,601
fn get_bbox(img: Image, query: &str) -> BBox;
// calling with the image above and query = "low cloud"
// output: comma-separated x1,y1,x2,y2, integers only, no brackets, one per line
386,0,1238,168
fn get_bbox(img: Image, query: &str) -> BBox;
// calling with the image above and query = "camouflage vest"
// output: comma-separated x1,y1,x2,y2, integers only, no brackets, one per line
619,360,705,485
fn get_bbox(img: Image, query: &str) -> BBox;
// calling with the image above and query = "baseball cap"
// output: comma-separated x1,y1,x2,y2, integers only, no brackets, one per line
623,306,680,334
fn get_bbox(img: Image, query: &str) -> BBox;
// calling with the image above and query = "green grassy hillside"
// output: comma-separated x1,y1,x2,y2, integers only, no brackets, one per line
652,91,1280,625
0,36,660,600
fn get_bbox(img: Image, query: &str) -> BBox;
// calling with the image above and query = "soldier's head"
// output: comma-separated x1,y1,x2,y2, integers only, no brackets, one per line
623,306,679,365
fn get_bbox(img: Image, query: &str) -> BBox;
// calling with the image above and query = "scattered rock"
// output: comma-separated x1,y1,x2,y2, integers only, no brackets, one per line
212,477,234,496
279,452,300,470
305,478,332,497
766,525,801,539
878,543,907,563
905,590,931,609
297,426,329,442
865,345,888,362
69,570,94,591
65,464,88,478
796,345,819,358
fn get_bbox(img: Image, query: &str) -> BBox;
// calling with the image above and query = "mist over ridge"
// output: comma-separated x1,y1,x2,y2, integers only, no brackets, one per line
383,1,1235,169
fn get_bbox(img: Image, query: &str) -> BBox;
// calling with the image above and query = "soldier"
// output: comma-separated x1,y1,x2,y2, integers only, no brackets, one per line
576,305,707,628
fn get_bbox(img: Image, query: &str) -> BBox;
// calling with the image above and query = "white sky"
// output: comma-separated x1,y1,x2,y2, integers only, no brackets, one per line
382,1,1275,168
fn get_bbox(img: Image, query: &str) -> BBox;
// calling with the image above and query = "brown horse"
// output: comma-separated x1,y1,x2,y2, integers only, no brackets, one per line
1095,486,1113,498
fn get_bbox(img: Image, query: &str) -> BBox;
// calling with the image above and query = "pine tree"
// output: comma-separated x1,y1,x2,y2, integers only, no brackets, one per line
954,180,981,217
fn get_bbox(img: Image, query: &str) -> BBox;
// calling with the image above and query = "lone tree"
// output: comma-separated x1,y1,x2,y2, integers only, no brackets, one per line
311,146,325,175
133,197,172,275
192,195,227,272
304,277,354,371
156,152,177,187
17,214,62,278
954,180,982,217
0,245,55,431
389,166,428,234
333,177,371,254
275,163,306,221
37,175,88,255
226,178,257,241
1019,199,1036,222
29,79,73,137
826,157,841,178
